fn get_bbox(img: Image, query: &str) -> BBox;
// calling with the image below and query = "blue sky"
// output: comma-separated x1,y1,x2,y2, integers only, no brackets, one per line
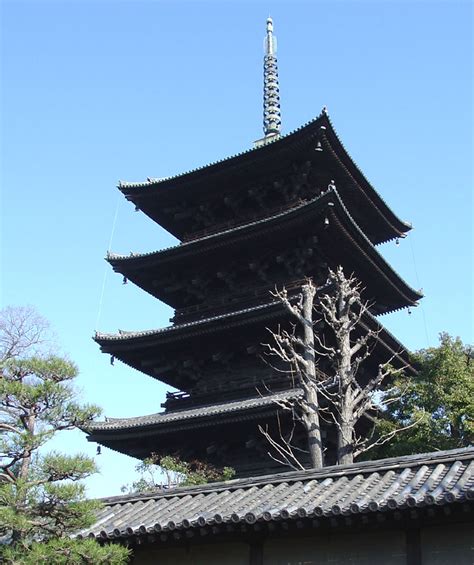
1,1,472,498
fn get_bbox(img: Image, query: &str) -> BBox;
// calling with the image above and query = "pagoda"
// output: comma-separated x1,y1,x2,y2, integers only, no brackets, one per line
86,19,422,477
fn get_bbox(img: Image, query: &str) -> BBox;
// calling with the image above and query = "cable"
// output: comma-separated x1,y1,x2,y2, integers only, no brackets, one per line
408,235,431,347
95,193,121,331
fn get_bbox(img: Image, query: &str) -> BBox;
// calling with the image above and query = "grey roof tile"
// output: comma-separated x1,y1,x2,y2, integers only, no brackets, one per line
86,389,303,432
94,300,278,342
78,447,474,540
106,189,422,309
116,111,409,234
117,114,325,190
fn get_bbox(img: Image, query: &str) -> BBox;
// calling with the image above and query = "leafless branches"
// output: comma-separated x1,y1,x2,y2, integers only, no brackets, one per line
262,266,412,469
262,279,325,468
258,415,306,472
352,413,423,458
0,305,52,362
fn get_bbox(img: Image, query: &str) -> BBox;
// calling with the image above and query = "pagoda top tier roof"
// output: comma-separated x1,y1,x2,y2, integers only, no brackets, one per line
118,111,411,245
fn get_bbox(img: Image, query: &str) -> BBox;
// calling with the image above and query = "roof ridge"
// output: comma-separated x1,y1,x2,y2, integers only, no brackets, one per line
97,446,474,505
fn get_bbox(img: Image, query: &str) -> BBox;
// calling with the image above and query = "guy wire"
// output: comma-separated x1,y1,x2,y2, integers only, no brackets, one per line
408,235,431,347
95,193,121,331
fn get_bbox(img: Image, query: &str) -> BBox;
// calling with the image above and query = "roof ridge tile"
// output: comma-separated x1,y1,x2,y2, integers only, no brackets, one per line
77,447,474,541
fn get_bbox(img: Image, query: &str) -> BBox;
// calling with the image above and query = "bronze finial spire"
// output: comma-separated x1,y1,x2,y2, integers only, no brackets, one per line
263,17,281,138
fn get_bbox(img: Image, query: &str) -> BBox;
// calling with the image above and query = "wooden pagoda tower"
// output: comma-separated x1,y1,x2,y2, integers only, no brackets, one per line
86,19,422,477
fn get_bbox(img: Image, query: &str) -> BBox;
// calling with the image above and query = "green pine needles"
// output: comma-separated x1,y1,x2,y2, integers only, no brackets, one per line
0,308,129,564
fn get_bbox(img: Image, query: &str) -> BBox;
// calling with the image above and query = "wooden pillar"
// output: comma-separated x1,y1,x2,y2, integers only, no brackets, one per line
406,528,421,565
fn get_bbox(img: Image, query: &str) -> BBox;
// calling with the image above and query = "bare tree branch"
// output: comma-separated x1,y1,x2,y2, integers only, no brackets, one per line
258,417,306,472
0,306,52,362
262,280,324,469
263,266,415,469
353,414,424,458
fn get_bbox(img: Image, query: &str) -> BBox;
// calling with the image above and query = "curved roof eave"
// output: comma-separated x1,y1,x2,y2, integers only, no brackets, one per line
94,300,280,344
84,390,303,434
326,192,423,306
320,113,412,238
117,112,326,193
94,296,413,368
118,111,411,243
107,188,423,308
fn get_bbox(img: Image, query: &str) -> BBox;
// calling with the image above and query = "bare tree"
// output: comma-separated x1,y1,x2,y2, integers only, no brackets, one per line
264,267,412,469
0,305,51,362
318,267,410,464
263,281,324,469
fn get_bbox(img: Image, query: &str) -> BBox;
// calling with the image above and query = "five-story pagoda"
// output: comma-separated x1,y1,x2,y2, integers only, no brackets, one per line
86,19,422,477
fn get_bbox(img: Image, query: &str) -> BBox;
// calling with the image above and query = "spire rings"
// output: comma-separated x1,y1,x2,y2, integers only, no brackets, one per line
263,54,281,136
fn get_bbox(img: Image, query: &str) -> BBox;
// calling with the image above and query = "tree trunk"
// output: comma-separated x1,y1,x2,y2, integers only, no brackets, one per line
337,414,354,465
301,284,324,468
18,414,35,480
304,386,324,468
337,379,354,465
337,320,354,465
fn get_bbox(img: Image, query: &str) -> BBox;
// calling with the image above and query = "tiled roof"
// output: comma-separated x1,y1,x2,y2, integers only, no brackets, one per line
94,300,279,342
106,188,422,318
117,111,410,233
85,389,303,432
106,188,383,261
79,447,473,541
94,294,413,373
117,111,411,245
108,192,332,260
108,188,404,275
117,112,326,190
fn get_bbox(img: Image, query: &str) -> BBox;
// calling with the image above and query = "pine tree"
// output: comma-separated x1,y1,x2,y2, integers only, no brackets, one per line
0,307,129,564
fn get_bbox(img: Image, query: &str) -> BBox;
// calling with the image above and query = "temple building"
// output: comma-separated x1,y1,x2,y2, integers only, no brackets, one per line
82,19,473,564
86,18,422,476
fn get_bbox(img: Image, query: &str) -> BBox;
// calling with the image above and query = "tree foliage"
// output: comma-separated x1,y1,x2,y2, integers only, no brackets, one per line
0,306,129,564
372,333,474,458
0,538,128,565
122,453,235,494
